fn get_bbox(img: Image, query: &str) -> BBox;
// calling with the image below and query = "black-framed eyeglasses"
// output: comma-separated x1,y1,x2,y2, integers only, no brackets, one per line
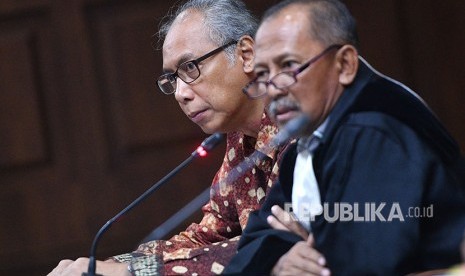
157,40,237,95
243,44,343,99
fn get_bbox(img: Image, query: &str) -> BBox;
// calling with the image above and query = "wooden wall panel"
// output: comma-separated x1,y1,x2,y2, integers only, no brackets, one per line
0,0,463,275
0,1,224,275
81,2,224,257
347,0,465,151
0,16,49,168
0,3,81,275
395,1,465,151
85,1,201,166
345,0,410,82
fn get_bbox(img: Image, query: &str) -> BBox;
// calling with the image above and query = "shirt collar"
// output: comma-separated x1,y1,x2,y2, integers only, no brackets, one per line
297,117,329,154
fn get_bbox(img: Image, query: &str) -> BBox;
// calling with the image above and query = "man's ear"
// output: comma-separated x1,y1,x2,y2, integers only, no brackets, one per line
237,35,255,73
336,45,358,85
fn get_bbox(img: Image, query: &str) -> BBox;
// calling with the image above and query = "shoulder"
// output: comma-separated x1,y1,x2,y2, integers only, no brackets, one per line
332,112,437,163
344,111,419,142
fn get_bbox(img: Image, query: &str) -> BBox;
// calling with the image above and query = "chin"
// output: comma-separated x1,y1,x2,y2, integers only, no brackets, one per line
199,126,215,135
275,115,295,129
199,122,222,135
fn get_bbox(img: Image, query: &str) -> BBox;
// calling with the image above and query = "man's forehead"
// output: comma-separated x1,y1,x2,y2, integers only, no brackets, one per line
162,14,212,67
259,10,308,34
164,12,205,49
174,9,192,24
255,23,309,60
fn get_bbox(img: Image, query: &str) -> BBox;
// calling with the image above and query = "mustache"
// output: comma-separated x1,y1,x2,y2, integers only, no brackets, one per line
267,97,301,118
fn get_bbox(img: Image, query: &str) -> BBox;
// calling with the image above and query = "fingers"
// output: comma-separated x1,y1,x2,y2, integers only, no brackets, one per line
293,241,325,265
304,234,326,267
48,258,129,276
290,242,330,275
47,259,73,276
307,233,314,246
268,205,309,240
274,242,330,276
47,258,90,276
270,205,296,224
267,214,289,231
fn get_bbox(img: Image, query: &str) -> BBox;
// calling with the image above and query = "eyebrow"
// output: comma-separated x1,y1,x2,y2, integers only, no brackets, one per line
254,52,296,69
161,52,196,74
273,52,298,63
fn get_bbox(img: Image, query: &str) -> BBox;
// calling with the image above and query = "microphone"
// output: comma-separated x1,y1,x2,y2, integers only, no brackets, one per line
269,114,311,147
225,114,310,184
83,133,225,276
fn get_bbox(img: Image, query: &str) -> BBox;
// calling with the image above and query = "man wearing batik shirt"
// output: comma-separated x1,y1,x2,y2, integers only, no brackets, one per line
47,1,292,275
118,1,286,273
112,114,286,275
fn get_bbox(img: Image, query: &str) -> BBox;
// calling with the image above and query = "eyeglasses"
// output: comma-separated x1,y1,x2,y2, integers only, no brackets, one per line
243,44,343,99
157,40,237,95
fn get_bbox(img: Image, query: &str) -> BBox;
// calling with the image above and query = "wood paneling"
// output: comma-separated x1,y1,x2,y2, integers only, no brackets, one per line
0,12,50,169
0,1,223,275
85,1,200,165
347,0,465,151
0,0,463,275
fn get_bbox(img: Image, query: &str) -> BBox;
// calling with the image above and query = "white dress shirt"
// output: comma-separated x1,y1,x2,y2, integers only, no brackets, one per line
292,120,328,231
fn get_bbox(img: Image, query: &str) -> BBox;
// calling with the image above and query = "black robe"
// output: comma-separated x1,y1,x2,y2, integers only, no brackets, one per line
224,59,465,275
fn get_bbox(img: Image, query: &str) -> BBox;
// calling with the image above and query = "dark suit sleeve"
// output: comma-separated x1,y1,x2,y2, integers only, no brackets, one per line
418,154,465,267
311,114,465,274
226,113,465,275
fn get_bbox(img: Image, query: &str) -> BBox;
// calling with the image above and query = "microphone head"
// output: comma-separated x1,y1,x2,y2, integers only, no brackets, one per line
283,114,311,136
272,114,311,147
200,133,225,151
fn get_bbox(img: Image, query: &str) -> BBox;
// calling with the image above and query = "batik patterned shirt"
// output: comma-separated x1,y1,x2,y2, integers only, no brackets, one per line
112,113,287,275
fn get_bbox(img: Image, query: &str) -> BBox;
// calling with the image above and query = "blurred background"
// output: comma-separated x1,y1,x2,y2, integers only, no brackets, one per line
0,0,464,275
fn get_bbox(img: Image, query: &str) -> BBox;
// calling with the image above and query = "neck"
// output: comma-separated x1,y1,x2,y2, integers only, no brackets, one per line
237,101,266,138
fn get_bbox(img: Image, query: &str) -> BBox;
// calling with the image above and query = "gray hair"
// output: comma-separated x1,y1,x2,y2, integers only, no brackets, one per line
157,0,258,64
262,0,359,50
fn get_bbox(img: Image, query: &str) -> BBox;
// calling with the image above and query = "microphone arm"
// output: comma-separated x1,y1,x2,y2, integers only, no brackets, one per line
83,133,225,276
225,114,310,185
269,114,311,148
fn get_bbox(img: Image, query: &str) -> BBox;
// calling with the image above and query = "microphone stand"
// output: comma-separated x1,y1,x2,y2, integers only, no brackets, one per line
225,114,310,185
83,133,225,276
142,115,312,244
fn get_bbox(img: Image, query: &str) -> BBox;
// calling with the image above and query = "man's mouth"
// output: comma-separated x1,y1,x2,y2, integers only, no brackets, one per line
188,109,208,123
268,99,301,126
274,108,301,125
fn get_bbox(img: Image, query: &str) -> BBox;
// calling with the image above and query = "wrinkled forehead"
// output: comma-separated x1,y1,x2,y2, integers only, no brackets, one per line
254,9,313,62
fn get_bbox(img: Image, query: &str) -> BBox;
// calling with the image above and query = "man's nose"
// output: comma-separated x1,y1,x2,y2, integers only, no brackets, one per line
174,79,195,103
267,81,287,99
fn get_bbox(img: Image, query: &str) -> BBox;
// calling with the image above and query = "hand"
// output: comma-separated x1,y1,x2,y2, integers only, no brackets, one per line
271,234,330,276
47,258,130,276
267,205,309,240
